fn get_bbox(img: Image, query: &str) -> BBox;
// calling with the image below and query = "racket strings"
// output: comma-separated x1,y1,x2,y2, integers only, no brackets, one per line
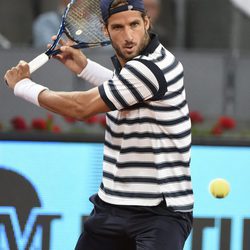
65,0,109,44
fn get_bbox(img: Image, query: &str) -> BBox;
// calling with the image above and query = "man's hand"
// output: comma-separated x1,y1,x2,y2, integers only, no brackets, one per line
49,36,88,75
4,61,30,89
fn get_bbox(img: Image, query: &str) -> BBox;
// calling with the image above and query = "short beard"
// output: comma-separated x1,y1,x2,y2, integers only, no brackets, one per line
111,30,150,63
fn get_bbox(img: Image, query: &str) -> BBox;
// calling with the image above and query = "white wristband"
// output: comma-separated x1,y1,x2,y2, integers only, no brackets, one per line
77,59,113,86
14,78,48,106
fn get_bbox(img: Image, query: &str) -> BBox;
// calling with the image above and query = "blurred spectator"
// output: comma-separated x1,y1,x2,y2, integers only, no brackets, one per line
33,0,170,48
144,0,170,47
32,0,69,48
0,33,11,49
144,0,161,24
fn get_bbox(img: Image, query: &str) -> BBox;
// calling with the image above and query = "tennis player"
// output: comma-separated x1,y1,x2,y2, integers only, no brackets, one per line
4,0,194,249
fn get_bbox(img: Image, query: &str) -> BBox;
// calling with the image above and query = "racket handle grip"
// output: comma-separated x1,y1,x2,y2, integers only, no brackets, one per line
29,53,49,74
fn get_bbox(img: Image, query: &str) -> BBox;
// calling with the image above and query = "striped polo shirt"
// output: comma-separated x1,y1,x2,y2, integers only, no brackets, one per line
98,34,194,212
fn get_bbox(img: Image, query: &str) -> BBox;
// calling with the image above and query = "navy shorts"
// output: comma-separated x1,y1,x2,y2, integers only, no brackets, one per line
75,194,193,250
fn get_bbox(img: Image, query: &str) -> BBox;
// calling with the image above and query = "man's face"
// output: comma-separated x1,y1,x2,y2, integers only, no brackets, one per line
105,11,150,66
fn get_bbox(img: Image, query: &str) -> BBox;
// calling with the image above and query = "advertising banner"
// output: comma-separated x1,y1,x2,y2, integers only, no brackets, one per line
0,141,250,249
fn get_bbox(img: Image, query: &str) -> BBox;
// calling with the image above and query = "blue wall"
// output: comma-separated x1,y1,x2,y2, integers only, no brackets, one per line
0,141,249,249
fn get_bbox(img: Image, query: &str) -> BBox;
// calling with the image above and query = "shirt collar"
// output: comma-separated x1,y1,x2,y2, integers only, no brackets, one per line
111,33,160,73
141,33,160,55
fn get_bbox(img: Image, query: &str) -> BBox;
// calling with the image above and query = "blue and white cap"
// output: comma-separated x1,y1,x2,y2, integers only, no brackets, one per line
100,0,145,23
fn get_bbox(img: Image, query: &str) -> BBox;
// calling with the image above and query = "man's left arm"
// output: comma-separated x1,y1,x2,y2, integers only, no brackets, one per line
4,61,110,120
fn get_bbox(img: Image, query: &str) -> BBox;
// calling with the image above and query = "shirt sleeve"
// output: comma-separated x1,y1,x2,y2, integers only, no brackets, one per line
98,59,166,111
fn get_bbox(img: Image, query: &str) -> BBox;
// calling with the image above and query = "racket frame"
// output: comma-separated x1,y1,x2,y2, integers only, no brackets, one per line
29,0,110,74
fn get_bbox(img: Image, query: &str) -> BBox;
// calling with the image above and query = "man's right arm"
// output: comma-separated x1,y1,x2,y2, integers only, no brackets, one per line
53,41,113,86
77,59,113,86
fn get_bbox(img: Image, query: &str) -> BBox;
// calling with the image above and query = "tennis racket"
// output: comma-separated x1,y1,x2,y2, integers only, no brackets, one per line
29,0,111,74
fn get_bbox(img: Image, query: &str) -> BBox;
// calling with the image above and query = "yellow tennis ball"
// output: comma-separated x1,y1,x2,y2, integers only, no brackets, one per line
209,178,230,198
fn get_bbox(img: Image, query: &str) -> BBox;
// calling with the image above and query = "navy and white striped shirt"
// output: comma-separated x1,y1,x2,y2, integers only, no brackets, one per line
97,34,193,212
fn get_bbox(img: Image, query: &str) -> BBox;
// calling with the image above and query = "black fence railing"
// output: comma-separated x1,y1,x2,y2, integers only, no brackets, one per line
1,131,250,146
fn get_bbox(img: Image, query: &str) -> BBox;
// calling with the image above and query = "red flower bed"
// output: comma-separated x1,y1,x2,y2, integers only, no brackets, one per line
190,111,204,124
11,116,28,131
